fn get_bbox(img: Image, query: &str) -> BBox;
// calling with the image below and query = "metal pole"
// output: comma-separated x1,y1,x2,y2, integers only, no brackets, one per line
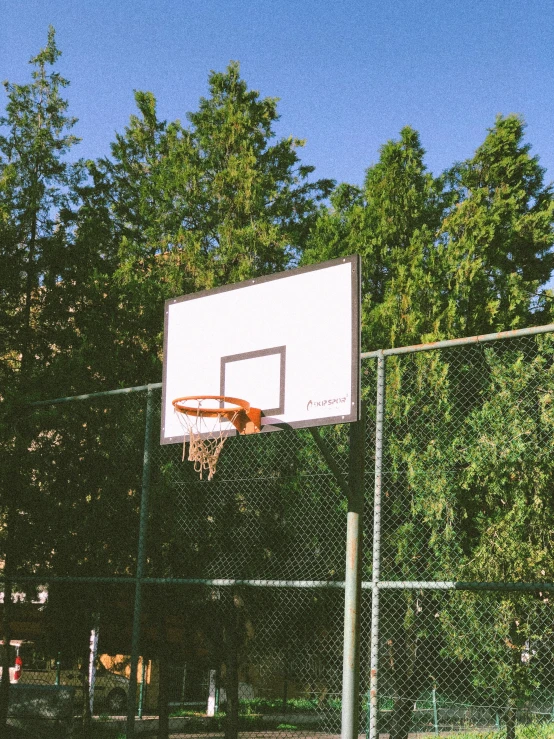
138,659,147,719
361,322,554,359
369,351,385,739
28,382,162,407
126,386,154,738
341,403,366,739
6,572,554,592
55,653,61,685
89,618,99,717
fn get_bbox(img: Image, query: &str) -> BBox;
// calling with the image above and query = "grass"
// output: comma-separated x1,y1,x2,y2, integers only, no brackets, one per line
168,697,330,731
238,697,323,714
423,724,554,738
167,701,554,739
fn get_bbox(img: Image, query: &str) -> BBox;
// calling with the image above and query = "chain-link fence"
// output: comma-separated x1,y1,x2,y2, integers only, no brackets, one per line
2,324,554,739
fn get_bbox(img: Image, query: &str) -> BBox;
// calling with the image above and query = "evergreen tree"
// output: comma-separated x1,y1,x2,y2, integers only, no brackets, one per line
186,62,331,282
440,114,554,336
85,64,333,386
305,121,554,738
0,26,81,398
0,27,81,729
304,127,447,350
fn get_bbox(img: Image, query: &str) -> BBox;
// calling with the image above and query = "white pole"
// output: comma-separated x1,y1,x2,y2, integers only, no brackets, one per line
207,669,217,717
89,622,99,716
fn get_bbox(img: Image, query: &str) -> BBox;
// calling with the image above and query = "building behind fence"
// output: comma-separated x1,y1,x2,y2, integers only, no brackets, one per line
1,324,554,738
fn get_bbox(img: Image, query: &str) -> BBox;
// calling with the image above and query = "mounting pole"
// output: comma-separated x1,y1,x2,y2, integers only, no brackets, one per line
126,385,154,738
341,402,366,739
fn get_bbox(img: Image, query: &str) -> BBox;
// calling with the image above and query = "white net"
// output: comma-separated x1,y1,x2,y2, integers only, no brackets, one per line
174,399,240,481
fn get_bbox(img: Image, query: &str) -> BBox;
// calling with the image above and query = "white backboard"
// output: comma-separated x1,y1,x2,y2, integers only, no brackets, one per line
161,255,360,444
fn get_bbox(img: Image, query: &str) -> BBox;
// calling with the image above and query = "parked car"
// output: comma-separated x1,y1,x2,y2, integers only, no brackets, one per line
1,641,129,714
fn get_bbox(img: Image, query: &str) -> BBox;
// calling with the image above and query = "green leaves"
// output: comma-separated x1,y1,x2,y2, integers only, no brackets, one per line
79,63,333,387
454,340,554,583
0,26,82,400
441,115,554,336
305,126,447,351
307,115,554,353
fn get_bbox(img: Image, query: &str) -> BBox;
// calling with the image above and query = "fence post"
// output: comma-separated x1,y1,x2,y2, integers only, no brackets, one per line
341,402,366,739
432,687,439,735
126,385,154,738
369,351,385,739
138,659,147,719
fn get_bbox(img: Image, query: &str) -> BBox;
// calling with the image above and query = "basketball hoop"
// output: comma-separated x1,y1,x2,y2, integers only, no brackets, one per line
172,396,261,480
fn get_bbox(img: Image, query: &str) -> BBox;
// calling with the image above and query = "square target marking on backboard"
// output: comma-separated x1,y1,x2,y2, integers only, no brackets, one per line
220,346,286,416
161,255,360,444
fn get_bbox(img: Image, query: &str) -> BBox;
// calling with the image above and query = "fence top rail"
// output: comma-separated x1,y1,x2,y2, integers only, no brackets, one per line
28,382,163,408
26,323,554,407
4,574,554,591
361,322,554,359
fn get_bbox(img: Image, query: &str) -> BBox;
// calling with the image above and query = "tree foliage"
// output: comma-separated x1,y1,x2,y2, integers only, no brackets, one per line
80,65,333,387
302,119,553,737
304,127,448,350
0,26,82,400
440,115,554,336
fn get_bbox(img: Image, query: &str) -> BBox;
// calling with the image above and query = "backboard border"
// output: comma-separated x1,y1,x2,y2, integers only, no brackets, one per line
160,254,361,445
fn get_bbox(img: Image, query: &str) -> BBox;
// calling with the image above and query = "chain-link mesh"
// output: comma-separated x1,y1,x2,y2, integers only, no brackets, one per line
1,328,554,738
374,331,554,738
375,589,554,738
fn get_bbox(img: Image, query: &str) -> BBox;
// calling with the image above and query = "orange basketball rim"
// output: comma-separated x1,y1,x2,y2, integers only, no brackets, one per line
172,395,262,435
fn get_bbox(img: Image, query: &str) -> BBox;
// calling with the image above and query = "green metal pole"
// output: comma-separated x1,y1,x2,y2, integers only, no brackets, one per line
368,351,385,739
28,382,162,407
341,403,365,739
126,386,154,738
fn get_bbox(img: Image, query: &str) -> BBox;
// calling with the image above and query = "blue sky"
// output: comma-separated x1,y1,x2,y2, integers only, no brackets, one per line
3,0,554,188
